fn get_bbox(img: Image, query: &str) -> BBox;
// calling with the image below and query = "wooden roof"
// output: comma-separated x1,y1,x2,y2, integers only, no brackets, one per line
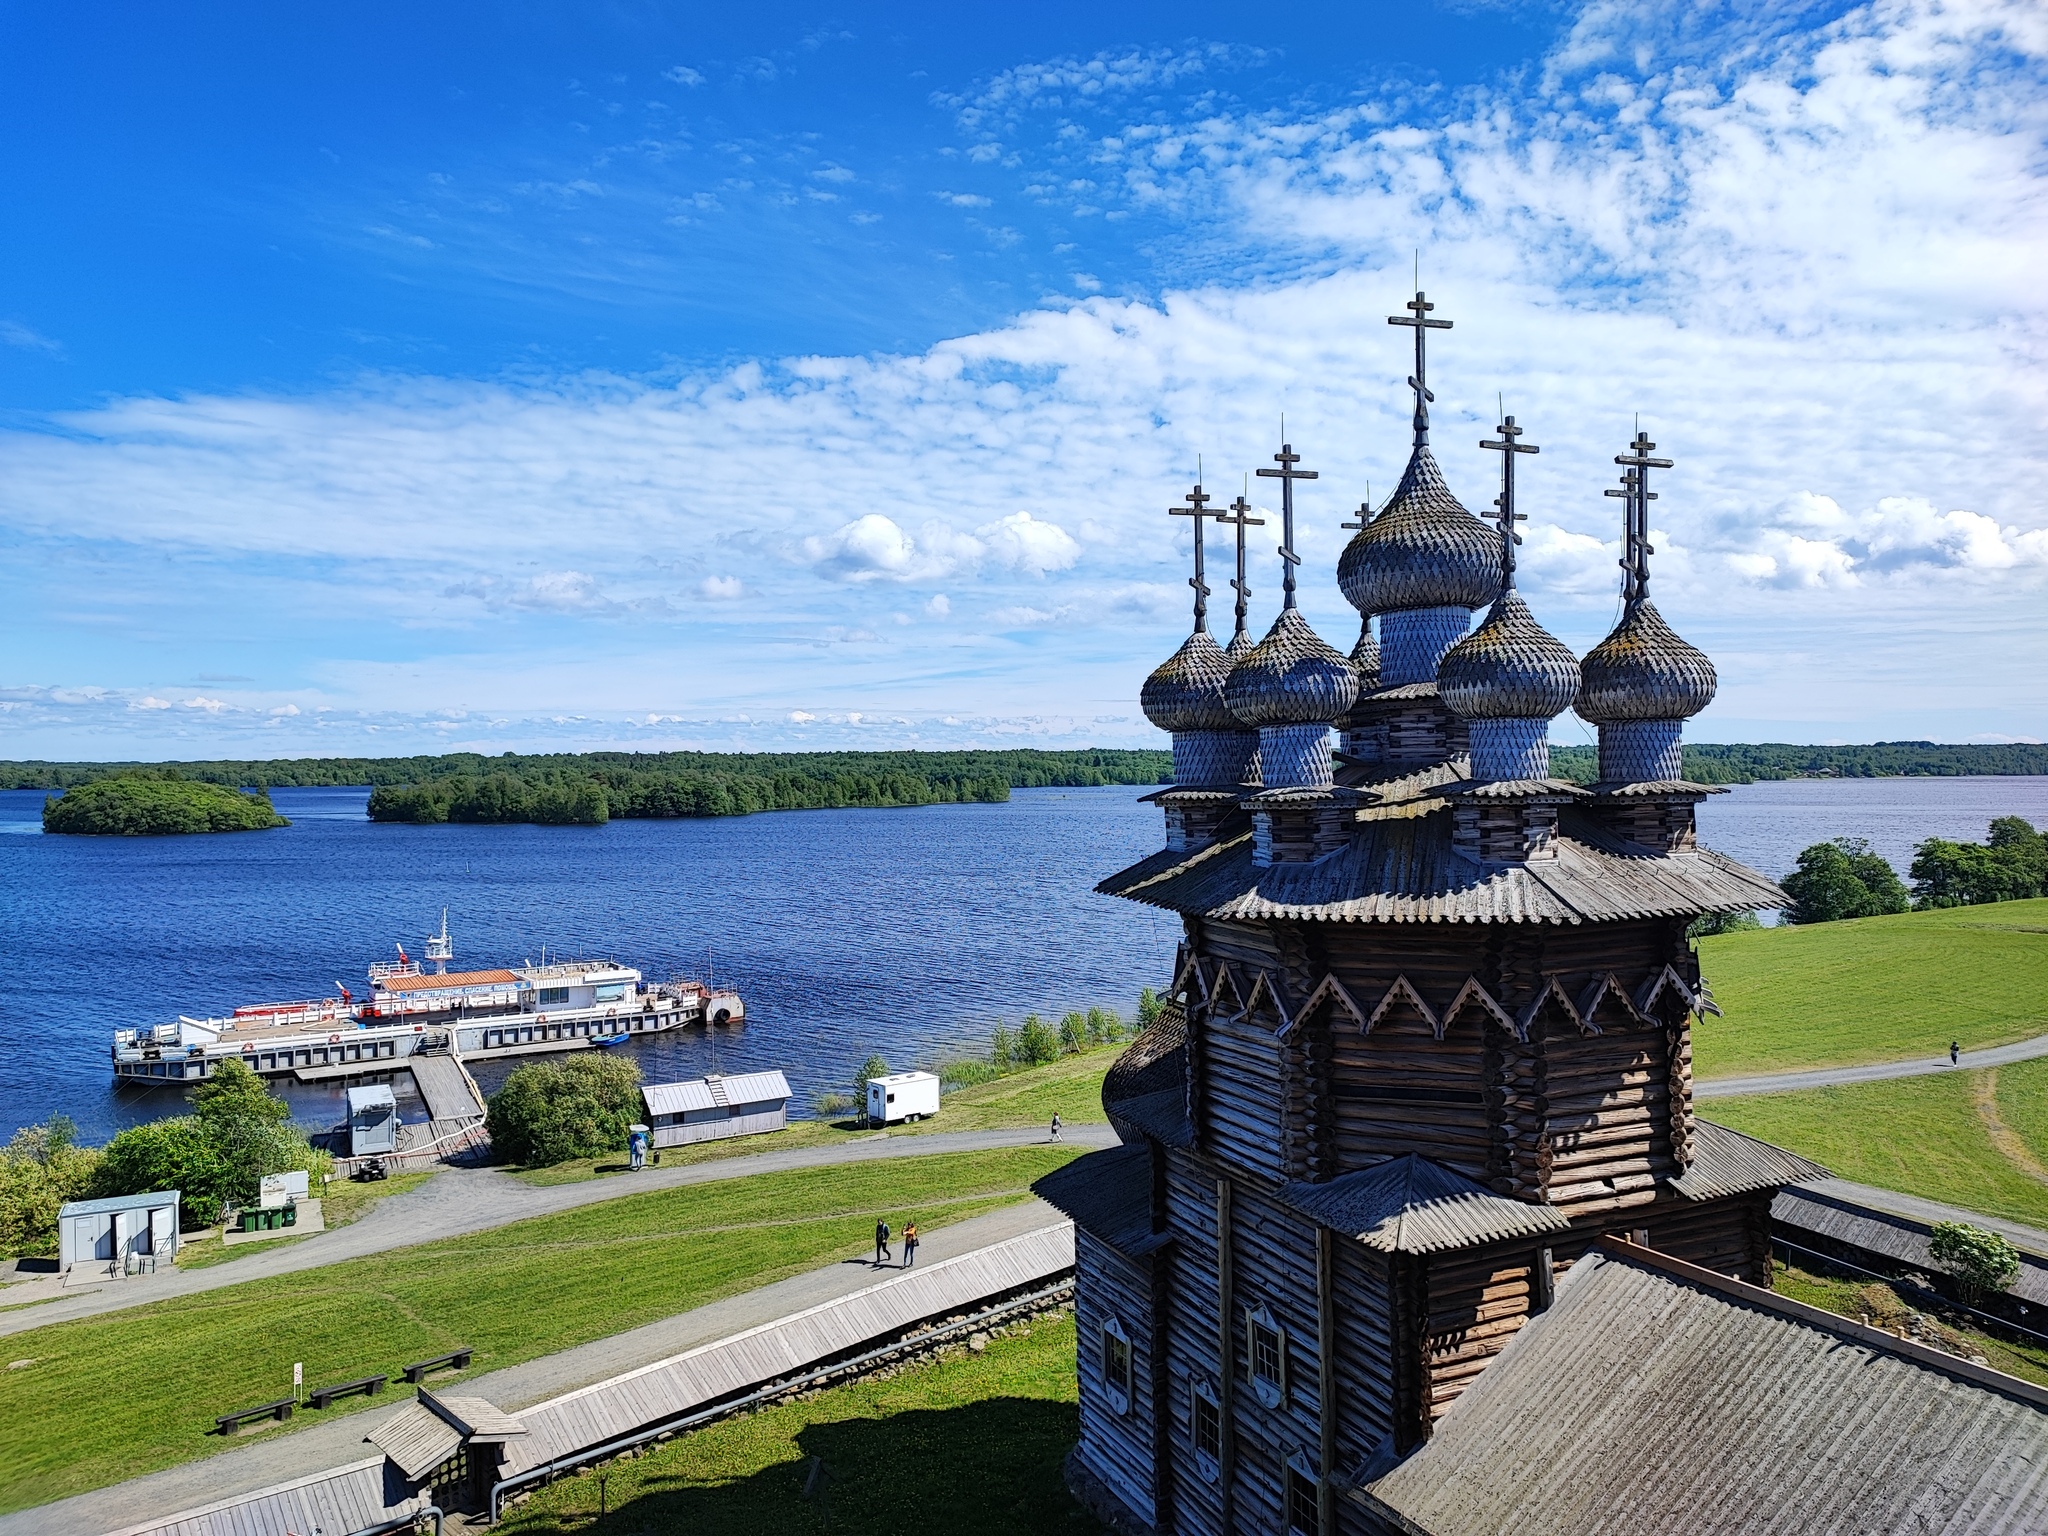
1033,1145,1169,1259
1277,1155,1570,1254
1357,1241,2048,1534
1669,1120,1828,1203
106,1458,426,1536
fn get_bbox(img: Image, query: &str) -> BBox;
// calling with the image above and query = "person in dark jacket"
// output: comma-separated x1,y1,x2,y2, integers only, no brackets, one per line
874,1219,892,1264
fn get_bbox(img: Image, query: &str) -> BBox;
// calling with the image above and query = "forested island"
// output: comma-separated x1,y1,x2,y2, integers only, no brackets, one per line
40,775,289,835
1547,740,2048,785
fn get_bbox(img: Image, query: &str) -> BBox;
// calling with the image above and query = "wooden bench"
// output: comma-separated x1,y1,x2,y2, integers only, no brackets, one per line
401,1347,473,1384
215,1398,294,1434
306,1373,387,1409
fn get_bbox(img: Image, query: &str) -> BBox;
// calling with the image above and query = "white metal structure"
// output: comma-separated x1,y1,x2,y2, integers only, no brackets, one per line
57,1189,181,1273
865,1070,940,1126
347,1084,399,1156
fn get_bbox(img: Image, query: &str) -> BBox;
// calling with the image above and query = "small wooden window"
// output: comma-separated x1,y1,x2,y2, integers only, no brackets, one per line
1246,1304,1287,1410
1100,1316,1133,1415
1191,1383,1222,1481
1286,1460,1321,1535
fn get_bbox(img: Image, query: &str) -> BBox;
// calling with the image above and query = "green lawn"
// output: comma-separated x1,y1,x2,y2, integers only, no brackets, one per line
0,1146,1077,1515
1708,1054,2048,1230
500,1309,1104,1536
514,1046,1118,1187
173,1171,436,1269
1694,898,2048,1079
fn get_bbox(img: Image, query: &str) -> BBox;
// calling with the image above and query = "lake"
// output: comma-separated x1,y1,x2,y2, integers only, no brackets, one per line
3,775,2044,1143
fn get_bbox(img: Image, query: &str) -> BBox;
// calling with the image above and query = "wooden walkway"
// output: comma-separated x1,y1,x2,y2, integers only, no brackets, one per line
407,1052,485,1121
103,1458,427,1536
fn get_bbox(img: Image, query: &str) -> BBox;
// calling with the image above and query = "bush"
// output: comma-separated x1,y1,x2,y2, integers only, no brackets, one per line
1058,1012,1088,1055
1017,1014,1060,1066
812,1092,856,1116
1780,838,1910,924
1928,1221,2022,1304
43,778,288,835
938,1059,1000,1090
487,1054,643,1168
0,1118,101,1257
1687,910,1762,940
990,1024,1018,1070
1100,1008,1127,1044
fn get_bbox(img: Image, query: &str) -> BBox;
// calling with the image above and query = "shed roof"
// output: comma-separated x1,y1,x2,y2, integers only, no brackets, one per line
1097,767,1784,925
1775,1184,2048,1308
642,1070,792,1116
346,1084,397,1112
58,1188,180,1219
1357,1240,2048,1535
1276,1155,1569,1254
366,1403,464,1481
104,1456,426,1536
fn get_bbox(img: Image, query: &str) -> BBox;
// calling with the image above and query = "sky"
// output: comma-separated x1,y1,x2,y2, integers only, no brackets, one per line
1,0,2043,761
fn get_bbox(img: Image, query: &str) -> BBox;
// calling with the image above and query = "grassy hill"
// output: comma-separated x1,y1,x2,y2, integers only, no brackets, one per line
1694,898,2048,1079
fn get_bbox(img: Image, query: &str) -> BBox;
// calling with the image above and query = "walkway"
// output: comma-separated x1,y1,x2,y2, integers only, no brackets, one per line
1695,1033,2048,1100
0,1123,1115,1339
6,1201,1070,1536
1792,1176,2048,1261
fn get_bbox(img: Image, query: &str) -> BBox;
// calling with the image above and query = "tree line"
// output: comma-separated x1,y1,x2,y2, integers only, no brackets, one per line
1778,817,2047,924
1549,741,2048,786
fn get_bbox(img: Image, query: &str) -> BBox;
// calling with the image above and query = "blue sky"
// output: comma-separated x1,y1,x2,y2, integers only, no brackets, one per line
2,0,2043,759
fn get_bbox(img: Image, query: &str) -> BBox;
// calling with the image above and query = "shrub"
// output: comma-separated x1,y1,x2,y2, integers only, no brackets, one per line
0,1118,101,1257
938,1059,1000,1090
1780,838,1909,924
1928,1221,2021,1305
487,1053,643,1168
1058,1012,1088,1055
1687,910,1762,940
991,1024,1017,1070
813,1092,856,1116
1018,1014,1060,1066
1098,1007,1127,1044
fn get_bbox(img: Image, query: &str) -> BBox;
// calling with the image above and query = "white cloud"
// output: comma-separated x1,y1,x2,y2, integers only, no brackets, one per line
788,710,816,723
268,703,300,716
1,320,62,356
181,696,227,713
663,65,704,87
938,191,992,207
978,510,1081,576
130,695,172,711
700,574,744,600
925,593,951,617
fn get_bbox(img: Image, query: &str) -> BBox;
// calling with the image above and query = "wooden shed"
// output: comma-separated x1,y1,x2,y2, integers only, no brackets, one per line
641,1070,791,1148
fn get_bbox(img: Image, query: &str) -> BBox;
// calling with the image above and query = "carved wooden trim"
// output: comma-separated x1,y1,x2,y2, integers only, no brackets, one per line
1173,948,1210,1009
1209,960,1249,1022
1246,968,1295,1038
1574,971,1643,1033
1366,974,1440,1037
1299,972,1369,1032
1633,963,1701,1022
1515,975,1584,1039
1443,976,1516,1036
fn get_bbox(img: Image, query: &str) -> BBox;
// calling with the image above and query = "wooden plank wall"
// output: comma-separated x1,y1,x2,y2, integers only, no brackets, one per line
1330,1008,1492,1183
1225,1179,1332,1533
1073,1232,1159,1527
1539,1018,1677,1214
1161,1151,1229,1536
1419,1248,1535,1424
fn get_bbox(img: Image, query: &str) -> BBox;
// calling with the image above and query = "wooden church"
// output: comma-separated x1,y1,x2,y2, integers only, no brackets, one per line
1037,292,2048,1535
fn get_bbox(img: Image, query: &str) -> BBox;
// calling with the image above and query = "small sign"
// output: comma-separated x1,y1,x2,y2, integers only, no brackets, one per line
293,1362,303,1390
258,1171,310,1208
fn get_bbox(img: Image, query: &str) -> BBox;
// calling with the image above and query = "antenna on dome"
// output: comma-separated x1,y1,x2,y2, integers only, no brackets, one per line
1255,440,1318,610
1388,287,1452,448
1479,413,1539,590
1216,481,1265,644
1169,474,1219,633
1607,428,1673,614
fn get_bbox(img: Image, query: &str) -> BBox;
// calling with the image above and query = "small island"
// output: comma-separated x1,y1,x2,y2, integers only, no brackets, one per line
42,777,290,835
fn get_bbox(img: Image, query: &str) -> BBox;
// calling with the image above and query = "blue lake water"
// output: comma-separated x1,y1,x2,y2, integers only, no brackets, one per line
2,775,2044,1143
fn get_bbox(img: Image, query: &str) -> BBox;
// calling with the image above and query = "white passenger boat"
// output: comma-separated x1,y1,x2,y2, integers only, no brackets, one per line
110,915,743,1084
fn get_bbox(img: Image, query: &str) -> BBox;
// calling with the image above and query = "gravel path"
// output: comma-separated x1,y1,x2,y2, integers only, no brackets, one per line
1695,1033,2048,1100
0,1123,1114,1339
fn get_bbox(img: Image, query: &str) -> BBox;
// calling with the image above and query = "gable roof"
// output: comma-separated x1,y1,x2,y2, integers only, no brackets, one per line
1358,1239,2048,1535
1276,1155,1569,1254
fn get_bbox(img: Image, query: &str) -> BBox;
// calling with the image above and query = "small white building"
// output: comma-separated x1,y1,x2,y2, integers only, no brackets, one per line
347,1084,399,1156
641,1070,791,1148
866,1070,941,1127
58,1189,181,1274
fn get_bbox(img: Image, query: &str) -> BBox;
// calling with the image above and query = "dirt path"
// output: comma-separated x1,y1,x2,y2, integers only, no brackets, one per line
1972,1070,2048,1187
1695,1032,2048,1100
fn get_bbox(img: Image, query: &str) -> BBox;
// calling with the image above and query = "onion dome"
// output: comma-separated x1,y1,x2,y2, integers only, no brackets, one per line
1576,600,1716,723
1223,608,1361,728
1140,630,1237,733
1438,591,1581,721
1349,616,1381,695
1337,449,1504,617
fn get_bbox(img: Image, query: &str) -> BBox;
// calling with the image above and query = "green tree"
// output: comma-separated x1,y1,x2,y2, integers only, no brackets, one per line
43,778,288,835
855,1054,890,1100
1687,910,1762,940
486,1054,644,1169
1928,1221,2021,1305
92,1118,232,1227
1136,986,1163,1032
1018,1014,1060,1066
1911,819,2047,909
0,1118,101,1257
1058,1012,1088,1055
92,1064,321,1226
1781,838,1909,924
990,1024,1017,1070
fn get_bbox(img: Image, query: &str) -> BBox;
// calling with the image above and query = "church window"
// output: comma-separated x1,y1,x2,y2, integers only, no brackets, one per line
1246,1303,1288,1409
1286,1458,1321,1534
1100,1315,1133,1415
1191,1383,1222,1480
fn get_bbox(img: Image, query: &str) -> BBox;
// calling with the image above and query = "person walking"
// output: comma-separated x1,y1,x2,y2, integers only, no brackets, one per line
902,1221,919,1269
1951,1040,1961,1066
1050,1111,1062,1143
874,1218,892,1265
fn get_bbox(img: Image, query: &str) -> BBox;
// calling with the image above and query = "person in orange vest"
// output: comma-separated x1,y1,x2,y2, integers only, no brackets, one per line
902,1221,919,1268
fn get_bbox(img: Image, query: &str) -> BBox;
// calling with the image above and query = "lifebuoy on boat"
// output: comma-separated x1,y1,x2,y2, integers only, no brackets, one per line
536,1014,548,1025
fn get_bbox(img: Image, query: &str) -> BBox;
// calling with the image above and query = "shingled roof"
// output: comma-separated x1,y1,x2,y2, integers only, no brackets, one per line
1098,769,1783,924
1033,1144,1167,1259
1277,1155,1569,1254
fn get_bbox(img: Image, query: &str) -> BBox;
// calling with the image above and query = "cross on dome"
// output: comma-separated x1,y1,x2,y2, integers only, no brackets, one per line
1606,429,1673,612
1215,490,1265,644
1254,441,1318,610
1387,290,1452,447
1479,414,1539,589
1341,484,1373,533
1169,481,1220,632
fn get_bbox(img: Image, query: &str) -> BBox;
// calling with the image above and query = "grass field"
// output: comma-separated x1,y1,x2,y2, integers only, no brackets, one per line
514,1045,1118,1187
172,1170,436,1269
0,1145,1077,1514
1709,1054,2048,1230
1693,898,2048,1079
499,1309,1103,1535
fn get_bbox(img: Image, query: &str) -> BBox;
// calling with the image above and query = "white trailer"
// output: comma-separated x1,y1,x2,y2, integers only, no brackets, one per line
866,1070,940,1127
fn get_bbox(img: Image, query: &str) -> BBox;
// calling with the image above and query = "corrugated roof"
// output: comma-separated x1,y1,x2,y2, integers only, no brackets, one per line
1671,1120,1830,1201
378,967,520,992
1359,1242,2048,1535
1097,796,1785,925
1276,1155,1569,1254
642,1070,791,1116
1033,1145,1168,1258
57,1188,179,1219
1774,1186,2048,1308
105,1457,426,1536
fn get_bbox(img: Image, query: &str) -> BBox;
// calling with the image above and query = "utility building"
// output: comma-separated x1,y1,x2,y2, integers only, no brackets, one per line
1038,291,2048,1534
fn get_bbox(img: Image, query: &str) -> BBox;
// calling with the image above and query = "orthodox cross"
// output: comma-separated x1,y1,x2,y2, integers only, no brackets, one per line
1605,429,1672,611
1214,489,1265,645
1169,480,1219,632
1387,291,1452,447
1341,483,1373,533
1254,442,1318,609
1479,415,1538,589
